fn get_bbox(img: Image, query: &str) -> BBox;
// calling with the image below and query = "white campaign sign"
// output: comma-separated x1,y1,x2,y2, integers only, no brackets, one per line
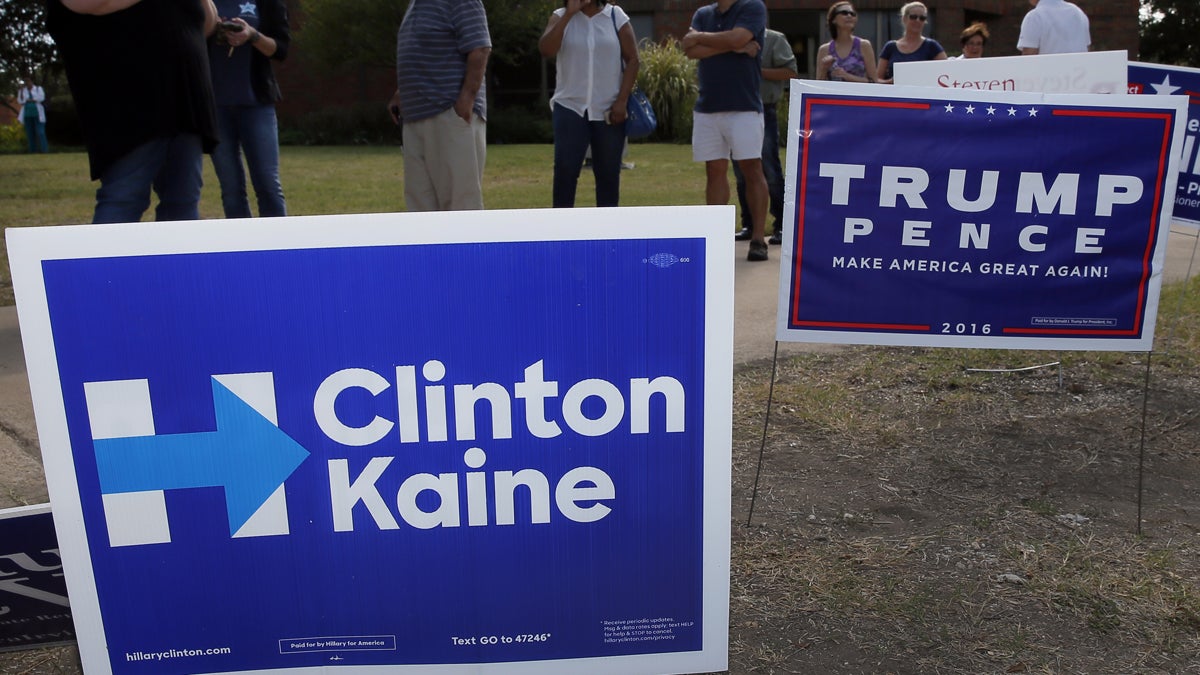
895,50,1127,95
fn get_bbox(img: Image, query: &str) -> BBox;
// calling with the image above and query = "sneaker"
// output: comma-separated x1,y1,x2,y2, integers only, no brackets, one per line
768,232,782,245
621,162,635,170
747,239,769,262
734,227,753,241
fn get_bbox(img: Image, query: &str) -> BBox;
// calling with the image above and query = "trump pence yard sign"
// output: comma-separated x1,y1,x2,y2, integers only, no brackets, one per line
778,82,1187,350
7,207,733,675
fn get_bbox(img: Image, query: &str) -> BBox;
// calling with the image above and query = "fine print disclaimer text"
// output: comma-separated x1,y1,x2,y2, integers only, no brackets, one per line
278,635,396,654
602,617,693,644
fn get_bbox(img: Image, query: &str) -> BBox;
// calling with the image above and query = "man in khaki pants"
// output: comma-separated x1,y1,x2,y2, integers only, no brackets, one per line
388,0,492,211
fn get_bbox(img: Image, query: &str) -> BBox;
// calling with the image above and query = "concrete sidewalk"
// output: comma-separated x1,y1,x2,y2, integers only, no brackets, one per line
1,229,1197,508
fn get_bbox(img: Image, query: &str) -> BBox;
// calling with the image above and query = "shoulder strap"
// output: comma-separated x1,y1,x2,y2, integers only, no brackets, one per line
612,7,624,73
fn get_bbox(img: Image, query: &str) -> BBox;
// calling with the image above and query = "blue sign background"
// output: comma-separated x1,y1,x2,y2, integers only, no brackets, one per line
40,238,708,674
784,92,1177,345
1129,62,1200,228
0,507,74,652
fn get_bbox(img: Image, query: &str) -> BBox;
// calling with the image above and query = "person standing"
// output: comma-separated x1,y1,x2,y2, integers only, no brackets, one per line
539,0,639,208
876,2,946,84
1017,0,1090,55
16,78,49,153
955,22,989,59
683,0,771,262
388,0,492,212
733,27,796,245
46,0,219,224
816,2,876,83
207,0,290,218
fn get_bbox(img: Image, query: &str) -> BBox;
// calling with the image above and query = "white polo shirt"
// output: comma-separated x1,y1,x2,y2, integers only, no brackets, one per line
1017,0,1091,55
549,5,630,121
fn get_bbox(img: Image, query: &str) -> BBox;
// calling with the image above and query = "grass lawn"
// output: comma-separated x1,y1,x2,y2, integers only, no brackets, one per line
0,143,719,305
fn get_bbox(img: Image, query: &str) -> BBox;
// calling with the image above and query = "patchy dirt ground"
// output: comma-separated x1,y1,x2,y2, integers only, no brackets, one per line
4,344,1200,675
727,346,1200,674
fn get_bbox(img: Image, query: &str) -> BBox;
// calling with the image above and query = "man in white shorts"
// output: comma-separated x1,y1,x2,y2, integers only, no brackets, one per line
684,0,770,261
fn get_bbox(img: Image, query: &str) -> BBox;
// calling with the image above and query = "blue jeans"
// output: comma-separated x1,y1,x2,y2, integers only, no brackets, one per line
552,103,625,208
211,105,286,218
734,105,783,230
23,117,48,153
93,134,203,224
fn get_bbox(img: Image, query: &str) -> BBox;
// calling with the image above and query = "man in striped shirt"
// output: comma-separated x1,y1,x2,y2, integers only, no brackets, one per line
388,0,492,211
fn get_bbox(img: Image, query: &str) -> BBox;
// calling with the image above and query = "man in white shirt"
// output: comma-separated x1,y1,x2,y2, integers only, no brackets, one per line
1017,0,1090,55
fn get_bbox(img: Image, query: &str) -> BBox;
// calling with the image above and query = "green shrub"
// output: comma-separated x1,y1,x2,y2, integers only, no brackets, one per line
280,103,400,146
44,98,84,148
0,121,25,153
488,104,553,144
636,37,698,144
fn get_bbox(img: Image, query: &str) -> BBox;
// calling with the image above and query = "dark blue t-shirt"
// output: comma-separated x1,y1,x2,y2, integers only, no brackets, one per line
208,0,261,106
879,37,945,81
691,0,766,114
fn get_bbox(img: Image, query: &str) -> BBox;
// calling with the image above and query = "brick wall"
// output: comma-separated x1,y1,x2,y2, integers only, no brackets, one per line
1078,0,1139,55
1,100,17,126
273,56,394,126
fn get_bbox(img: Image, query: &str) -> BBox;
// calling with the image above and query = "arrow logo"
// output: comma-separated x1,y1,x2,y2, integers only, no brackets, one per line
93,378,310,535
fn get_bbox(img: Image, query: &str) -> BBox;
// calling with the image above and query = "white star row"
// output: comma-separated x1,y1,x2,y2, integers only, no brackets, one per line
942,102,1038,117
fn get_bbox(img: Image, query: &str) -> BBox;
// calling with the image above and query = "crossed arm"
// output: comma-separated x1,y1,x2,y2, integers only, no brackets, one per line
682,26,759,60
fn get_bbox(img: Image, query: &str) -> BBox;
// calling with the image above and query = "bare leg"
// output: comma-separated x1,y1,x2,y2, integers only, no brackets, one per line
705,159,730,205
737,157,768,243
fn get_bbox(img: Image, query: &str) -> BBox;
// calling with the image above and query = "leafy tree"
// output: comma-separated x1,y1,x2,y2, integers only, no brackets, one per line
1140,0,1200,66
298,0,554,71
0,0,59,111
484,0,556,69
295,0,400,71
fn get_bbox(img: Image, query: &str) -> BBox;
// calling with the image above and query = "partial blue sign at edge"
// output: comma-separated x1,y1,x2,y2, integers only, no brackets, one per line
1130,61,1200,228
0,503,75,653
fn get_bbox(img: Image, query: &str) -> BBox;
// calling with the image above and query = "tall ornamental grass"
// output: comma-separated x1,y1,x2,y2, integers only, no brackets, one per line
635,37,697,144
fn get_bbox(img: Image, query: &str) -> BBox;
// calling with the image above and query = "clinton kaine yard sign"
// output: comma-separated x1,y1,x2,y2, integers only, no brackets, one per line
777,82,1187,351
8,207,733,675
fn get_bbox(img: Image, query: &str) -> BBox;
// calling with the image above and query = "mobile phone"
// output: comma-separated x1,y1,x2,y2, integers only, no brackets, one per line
219,20,243,32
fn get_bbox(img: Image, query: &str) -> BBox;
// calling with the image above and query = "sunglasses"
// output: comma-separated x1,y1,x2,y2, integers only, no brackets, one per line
907,14,928,21
835,9,857,17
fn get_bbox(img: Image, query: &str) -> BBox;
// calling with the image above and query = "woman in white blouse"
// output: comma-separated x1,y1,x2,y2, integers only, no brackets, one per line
16,78,49,153
539,0,639,208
